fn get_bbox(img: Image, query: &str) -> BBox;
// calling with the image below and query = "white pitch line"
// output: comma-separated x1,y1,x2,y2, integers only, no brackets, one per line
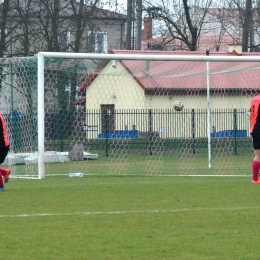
0,206,260,218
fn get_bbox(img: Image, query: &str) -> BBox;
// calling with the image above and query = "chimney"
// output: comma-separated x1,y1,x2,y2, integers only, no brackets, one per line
227,44,243,55
142,17,152,40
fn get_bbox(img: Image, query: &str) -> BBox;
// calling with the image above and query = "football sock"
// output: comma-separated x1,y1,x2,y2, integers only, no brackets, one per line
0,168,6,177
252,160,260,181
0,171,4,188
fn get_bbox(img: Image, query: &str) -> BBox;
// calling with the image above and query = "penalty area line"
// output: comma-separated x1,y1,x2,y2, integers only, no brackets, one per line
0,206,260,218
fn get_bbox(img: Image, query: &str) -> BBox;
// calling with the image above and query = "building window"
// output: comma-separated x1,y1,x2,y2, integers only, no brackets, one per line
88,32,107,53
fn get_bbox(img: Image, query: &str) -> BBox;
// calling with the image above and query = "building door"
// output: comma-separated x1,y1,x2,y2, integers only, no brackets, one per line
101,104,115,134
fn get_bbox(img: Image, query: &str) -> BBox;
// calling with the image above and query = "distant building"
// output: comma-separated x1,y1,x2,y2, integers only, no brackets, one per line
78,48,259,109
0,0,127,56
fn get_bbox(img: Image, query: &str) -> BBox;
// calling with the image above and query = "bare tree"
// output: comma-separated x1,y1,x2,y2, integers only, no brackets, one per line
242,0,252,51
0,0,10,57
1,0,126,55
143,0,214,51
10,0,39,56
142,0,260,52
70,0,87,52
215,0,258,52
35,0,71,52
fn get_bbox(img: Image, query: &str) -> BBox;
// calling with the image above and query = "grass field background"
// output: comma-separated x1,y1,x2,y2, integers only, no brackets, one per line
2,173,260,259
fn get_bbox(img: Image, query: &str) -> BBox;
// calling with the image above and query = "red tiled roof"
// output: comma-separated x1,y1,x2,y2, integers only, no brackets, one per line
71,97,86,105
78,50,260,94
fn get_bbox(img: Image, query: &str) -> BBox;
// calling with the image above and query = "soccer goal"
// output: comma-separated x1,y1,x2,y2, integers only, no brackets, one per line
1,52,259,179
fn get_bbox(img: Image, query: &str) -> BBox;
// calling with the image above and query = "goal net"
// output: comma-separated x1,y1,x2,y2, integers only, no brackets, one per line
1,52,258,178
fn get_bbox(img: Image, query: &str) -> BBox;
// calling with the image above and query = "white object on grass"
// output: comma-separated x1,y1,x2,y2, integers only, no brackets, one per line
68,173,84,177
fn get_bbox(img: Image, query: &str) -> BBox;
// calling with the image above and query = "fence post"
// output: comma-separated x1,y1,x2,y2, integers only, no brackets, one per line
105,109,109,157
59,109,63,152
191,109,196,154
149,109,153,156
233,108,237,155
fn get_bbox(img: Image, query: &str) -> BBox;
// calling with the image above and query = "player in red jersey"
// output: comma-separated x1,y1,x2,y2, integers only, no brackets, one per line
250,94,260,183
0,114,11,190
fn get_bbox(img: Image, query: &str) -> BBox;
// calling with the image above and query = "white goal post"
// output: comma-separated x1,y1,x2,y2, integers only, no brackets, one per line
0,52,247,178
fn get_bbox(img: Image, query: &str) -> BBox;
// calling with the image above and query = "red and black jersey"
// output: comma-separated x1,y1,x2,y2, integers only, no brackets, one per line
250,94,260,134
0,114,9,147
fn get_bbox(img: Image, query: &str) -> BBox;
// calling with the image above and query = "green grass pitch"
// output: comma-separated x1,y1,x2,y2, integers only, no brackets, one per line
1,174,260,259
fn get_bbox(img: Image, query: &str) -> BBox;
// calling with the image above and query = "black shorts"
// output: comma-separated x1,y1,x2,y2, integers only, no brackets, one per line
0,145,9,164
251,133,260,149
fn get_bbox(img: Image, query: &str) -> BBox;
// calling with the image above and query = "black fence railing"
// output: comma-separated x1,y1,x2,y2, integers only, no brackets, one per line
4,108,250,155
44,108,249,138
42,108,251,156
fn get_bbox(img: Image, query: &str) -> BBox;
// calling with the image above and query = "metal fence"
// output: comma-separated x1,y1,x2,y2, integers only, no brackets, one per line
41,108,251,155
43,108,250,140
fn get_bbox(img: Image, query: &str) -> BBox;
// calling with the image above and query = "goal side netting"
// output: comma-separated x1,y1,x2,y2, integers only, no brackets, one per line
1,52,258,178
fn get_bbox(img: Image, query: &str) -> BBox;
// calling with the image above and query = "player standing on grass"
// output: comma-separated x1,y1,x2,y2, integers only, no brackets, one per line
0,114,11,190
250,94,260,184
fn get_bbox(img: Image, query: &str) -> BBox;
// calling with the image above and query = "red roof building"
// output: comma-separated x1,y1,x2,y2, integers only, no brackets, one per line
77,49,260,97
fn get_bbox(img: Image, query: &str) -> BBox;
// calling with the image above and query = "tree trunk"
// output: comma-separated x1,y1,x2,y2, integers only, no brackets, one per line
242,0,252,52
